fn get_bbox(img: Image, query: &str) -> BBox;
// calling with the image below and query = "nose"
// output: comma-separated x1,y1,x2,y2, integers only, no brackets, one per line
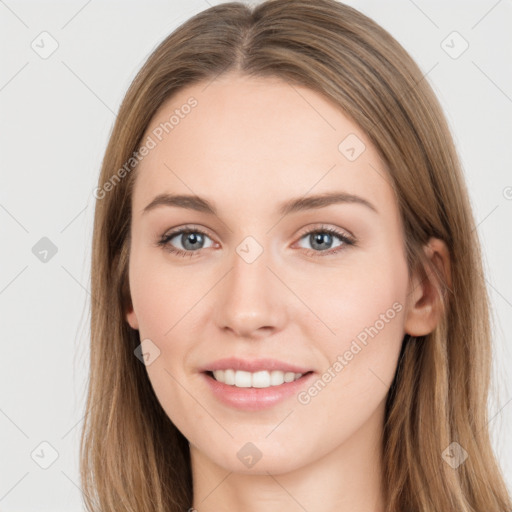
214,243,288,339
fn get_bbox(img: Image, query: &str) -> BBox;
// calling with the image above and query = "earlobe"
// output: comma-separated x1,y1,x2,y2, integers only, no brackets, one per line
404,238,451,337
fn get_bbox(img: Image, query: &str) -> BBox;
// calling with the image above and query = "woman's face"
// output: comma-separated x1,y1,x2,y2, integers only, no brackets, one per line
126,71,417,474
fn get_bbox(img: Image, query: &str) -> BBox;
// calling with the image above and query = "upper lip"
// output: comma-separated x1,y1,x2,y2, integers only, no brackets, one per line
200,357,313,374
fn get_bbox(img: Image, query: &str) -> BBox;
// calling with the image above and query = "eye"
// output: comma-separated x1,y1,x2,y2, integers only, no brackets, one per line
295,224,355,257
157,224,356,258
157,226,215,258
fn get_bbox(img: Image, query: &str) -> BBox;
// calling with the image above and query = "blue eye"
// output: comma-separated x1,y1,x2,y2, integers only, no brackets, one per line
157,227,214,258
296,226,355,256
157,224,355,258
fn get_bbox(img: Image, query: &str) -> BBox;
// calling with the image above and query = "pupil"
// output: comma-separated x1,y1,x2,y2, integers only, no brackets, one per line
313,233,331,250
184,232,202,249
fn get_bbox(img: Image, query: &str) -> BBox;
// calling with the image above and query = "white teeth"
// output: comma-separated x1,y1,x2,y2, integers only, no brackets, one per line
211,369,304,388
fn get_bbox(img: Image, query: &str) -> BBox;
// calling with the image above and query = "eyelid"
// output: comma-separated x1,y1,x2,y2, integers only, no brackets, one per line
295,223,355,241
160,223,213,240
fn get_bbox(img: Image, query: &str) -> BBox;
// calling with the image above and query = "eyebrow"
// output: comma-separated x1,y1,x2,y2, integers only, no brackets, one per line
142,191,378,217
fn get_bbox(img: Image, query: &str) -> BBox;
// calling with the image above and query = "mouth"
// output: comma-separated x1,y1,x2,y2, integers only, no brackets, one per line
203,369,315,389
200,369,316,411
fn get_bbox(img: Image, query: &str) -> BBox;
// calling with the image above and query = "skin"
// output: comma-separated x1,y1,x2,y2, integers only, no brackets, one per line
125,71,450,512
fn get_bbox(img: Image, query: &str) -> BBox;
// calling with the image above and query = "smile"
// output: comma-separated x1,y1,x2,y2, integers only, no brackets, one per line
210,369,307,388
201,370,315,411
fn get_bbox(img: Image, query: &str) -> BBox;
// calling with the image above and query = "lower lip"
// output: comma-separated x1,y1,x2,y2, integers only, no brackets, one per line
201,371,315,411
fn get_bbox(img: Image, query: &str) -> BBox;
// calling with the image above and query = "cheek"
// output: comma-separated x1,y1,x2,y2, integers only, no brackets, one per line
128,249,199,418
312,254,407,394
297,253,406,334
128,246,205,337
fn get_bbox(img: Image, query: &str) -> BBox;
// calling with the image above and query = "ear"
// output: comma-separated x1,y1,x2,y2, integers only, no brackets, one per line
126,304,139,330
121,271,139,330
404,237,451,337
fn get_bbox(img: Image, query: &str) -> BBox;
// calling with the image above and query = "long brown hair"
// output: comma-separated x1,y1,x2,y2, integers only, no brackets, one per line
80,1,512,510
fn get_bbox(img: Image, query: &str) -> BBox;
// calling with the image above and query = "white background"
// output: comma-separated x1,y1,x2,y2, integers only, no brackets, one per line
1,0,511,510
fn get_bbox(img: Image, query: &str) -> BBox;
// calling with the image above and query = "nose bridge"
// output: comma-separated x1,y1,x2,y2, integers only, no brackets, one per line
232,237,269,295
215,234,285,336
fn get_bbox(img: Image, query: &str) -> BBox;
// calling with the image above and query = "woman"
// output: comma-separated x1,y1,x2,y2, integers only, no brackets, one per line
81,1,512,510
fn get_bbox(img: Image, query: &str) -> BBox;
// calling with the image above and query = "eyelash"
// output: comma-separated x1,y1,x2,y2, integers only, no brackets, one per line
156,224,356,258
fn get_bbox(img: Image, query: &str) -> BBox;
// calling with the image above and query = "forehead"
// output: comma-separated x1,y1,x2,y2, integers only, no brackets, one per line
132,72,395,218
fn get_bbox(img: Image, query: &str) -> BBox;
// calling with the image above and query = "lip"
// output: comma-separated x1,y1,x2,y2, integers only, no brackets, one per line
199,357,313,374
201,370,316,411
